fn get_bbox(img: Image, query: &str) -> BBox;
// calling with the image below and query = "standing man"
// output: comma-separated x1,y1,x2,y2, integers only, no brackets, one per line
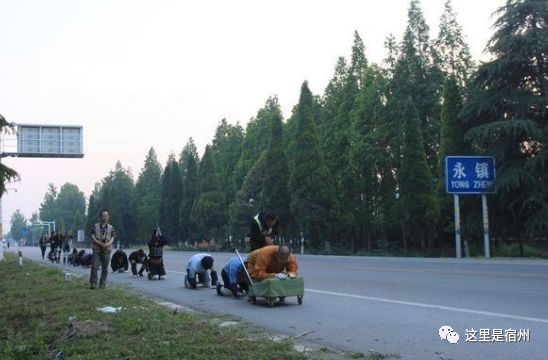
62,231,71,265
90,209,115,289
39,233,48,260
249,212,279,251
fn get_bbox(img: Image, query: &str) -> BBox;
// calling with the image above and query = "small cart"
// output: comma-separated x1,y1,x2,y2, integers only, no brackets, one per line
248,276,304,307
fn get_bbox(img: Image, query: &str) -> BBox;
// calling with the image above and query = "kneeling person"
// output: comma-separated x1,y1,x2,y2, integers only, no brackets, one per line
184,253,218,289
148,227,167,280
217,256,250,297
247,245,298,281
111,249,129,273
129,249,148,277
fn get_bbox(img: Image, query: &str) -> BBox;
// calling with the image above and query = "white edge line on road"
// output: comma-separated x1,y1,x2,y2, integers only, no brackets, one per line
166,268,548,325
305,288,548,325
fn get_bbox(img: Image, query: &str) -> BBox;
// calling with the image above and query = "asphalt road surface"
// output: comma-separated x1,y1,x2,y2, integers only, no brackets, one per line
9,246,548,360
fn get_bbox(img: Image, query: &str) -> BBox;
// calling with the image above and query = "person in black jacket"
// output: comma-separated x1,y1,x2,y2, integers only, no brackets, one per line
129,249,148,277
39,234,48,260
68,248,78,266
249,212,279,252
48,231,59,263
148,227,167,280
111,249,129,273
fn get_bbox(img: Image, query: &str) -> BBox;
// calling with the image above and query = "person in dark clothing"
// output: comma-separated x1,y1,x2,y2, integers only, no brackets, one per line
249,212,279,252
129,249,148,277
56,232,64,263
79,251,93,267
39,234,48,260
111,249,129,273
68,248,78,266
48,231,59,263
148,227,167,280
62,231,71,265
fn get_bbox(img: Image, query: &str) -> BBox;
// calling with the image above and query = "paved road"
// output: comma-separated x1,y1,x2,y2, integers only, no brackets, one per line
10,247,548,360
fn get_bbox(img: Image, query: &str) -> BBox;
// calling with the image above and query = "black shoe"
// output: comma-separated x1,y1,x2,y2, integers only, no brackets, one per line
99,283,106,289
90,284,96,289
216,283,223,296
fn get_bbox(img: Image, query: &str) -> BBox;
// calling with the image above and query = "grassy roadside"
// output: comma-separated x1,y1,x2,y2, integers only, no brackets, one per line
0,254,306,360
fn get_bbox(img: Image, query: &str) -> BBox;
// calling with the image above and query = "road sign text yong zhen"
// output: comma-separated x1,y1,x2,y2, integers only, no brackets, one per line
445,156,496,194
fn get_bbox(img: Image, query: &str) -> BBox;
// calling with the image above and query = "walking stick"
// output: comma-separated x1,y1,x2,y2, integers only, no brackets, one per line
235,248,253,285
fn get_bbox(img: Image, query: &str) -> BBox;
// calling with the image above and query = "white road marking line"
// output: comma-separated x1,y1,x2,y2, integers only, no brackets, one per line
305,288,548,325
167,270,186,275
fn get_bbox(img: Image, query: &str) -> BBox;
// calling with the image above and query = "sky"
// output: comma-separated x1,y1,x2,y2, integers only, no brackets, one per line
0,0,505,232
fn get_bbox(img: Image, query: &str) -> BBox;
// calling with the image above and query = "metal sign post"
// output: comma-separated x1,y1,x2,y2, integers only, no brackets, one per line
482,194,490,258
445,156,496,258
453,194,462,258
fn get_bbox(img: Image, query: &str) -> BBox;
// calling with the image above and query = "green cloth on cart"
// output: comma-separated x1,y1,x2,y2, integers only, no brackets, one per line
250,276,304,297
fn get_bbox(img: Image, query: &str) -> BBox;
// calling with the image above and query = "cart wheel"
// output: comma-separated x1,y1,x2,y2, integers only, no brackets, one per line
267,298,274,307
297,295,303,305
251,296,257,305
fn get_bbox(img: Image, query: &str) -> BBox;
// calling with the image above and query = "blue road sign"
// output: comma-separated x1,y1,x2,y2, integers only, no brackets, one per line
445,156,496,194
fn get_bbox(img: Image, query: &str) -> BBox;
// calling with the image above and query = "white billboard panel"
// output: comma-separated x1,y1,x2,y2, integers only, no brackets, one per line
15,125,83,158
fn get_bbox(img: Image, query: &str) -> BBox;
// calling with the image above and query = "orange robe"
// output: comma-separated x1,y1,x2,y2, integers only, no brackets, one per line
247,245,298,281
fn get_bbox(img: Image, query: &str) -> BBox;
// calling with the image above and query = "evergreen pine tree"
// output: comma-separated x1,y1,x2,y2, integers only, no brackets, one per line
400,98,438,251
99,161,136,248
289,81,338,251
463,0,548,255
190,145,227,241
434,0,473,86
260,96,292,234
179,139,200,243
160,154,183,245
134,147,162,243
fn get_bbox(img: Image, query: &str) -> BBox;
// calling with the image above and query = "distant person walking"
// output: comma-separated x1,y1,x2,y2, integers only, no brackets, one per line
39,233,48,260
89,209,115,289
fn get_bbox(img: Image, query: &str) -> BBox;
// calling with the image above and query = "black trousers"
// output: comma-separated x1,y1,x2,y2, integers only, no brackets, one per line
131,260,147,275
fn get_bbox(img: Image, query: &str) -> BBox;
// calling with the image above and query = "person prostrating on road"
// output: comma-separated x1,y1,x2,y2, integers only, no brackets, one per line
247,245,298,281
184,253,218,289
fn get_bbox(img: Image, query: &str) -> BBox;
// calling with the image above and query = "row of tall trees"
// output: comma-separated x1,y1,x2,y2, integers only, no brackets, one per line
35,0,547,255
38,183,86,233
